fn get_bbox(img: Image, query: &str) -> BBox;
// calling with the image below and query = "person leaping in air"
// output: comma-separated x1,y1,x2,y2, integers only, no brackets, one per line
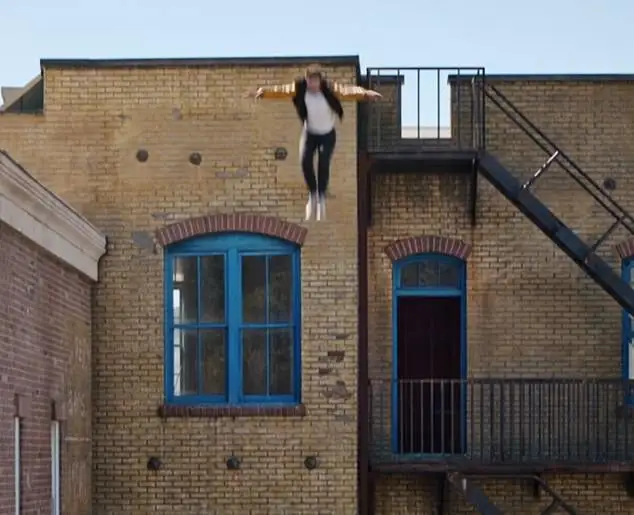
251,66,382,221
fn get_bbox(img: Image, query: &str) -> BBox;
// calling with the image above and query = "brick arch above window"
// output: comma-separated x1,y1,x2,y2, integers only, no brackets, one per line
615,238,634,260
155,213,308,247
384,235,472,262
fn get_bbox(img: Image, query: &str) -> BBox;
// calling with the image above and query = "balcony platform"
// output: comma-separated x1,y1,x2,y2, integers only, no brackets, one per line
368,139,478,175
371,459,634,475
368,378,634,478
361,66,485,175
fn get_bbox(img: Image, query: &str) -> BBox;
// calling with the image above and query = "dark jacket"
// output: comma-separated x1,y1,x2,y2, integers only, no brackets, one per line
292,79,344,125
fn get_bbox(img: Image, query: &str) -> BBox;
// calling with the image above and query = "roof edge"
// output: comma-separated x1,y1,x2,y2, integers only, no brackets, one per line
0,150,107,281
40,55,361,70
362,74,405,85
0,76,42,112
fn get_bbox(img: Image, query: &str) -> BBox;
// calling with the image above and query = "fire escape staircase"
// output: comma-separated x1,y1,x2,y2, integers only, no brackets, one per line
446,472,505,515
477,82,634,315
446,472,578,515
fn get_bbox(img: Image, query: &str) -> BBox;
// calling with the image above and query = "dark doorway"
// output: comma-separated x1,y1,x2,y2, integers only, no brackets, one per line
396,296,463,455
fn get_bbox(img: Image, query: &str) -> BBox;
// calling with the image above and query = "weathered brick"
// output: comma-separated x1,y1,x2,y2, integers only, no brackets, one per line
4,62,634,514
0,60,359,514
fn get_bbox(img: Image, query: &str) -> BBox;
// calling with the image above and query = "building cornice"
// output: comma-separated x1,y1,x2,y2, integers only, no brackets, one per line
0,151,106,281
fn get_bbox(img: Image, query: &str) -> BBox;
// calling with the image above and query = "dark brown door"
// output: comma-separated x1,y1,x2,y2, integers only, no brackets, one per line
396,296,462,454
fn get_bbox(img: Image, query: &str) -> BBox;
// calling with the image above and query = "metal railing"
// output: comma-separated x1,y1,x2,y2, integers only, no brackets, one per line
370,378,634,465
363,67,486,152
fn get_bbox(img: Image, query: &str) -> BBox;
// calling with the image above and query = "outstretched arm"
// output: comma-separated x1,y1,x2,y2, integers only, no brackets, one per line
250,81,381,101
331,82,382,101
253,82,296,99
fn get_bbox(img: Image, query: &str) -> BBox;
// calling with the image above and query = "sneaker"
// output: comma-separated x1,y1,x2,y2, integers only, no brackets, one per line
305,193,316,221
316,195,326,222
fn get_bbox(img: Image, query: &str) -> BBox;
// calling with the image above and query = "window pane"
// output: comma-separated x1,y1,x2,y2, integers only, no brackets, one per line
400,263,418,287
200,255,225,323
418,261,439,286
269,329,293,395
438,261,460,288
174,329,197,395
242,329,267,395
242,256,266,323
200,329,226,396
173,257,197,324
400,259,461,288
268,255,293,322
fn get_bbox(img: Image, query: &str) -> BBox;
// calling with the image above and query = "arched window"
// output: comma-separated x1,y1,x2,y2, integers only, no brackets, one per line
164,232,301,406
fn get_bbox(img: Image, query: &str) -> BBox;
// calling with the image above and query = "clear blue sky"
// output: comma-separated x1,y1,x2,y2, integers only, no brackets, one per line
1,0,631,126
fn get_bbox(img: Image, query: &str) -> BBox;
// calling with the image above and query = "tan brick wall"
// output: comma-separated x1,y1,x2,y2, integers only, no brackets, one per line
369,80,634,512
376,474,633,513
0,221,93,514
0,61,359,514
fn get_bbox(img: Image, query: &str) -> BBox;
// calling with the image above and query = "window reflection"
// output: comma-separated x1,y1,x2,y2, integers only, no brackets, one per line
172,255,227,398
242,328,293,396
242,255,293,324
400,258,461,289
168,242,297,404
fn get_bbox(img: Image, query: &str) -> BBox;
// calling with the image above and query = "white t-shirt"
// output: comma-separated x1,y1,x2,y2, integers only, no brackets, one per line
304,90,337,135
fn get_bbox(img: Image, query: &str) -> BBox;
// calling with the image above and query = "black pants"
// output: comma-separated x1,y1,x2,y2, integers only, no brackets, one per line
300,129,336,195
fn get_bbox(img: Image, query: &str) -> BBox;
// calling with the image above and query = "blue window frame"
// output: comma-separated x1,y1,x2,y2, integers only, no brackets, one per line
391,253,467,455
164,232,301,406
622,259,634,386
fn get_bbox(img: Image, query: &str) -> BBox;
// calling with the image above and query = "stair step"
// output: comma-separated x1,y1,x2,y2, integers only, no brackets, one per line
446,472,505,515
479,152,634,314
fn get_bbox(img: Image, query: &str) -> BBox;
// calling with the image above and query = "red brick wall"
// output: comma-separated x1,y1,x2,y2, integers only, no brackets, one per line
0,221,93,514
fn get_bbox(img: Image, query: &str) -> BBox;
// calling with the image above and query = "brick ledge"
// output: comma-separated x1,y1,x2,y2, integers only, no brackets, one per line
615,237,634,260
384,235,472,261
158,403,307,418
155,213,307,247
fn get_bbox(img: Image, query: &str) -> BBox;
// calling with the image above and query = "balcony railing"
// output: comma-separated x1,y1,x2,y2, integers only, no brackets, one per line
362,67,486,153
370,379,634,466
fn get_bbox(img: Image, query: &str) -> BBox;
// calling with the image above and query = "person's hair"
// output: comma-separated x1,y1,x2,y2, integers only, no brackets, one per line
305,65,324,80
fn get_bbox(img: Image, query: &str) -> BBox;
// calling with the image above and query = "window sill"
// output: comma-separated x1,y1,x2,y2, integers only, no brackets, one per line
158,403,307,418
